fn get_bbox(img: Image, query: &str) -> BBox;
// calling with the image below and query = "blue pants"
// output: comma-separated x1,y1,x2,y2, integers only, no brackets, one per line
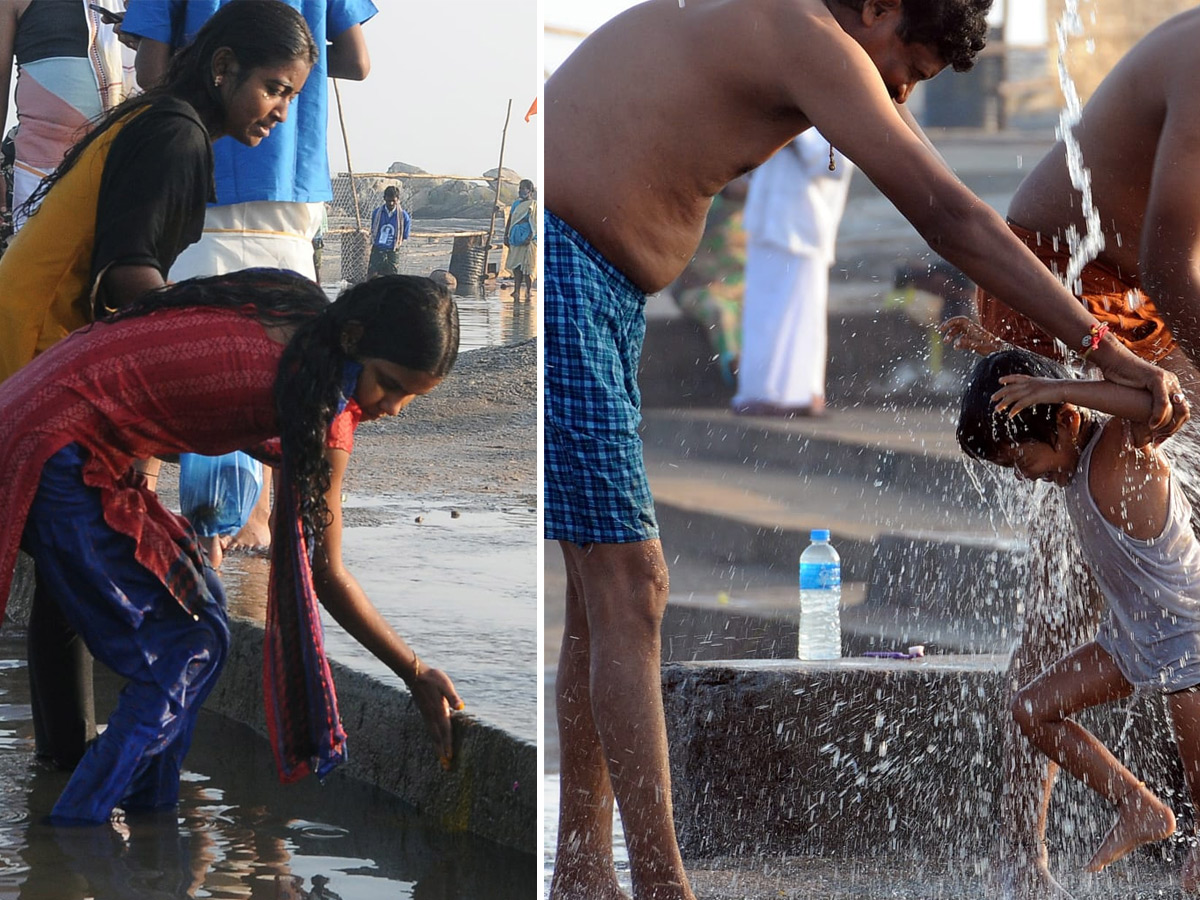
22,445,230,823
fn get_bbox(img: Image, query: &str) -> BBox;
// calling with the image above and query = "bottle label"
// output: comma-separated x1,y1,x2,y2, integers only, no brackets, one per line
800,563,840,591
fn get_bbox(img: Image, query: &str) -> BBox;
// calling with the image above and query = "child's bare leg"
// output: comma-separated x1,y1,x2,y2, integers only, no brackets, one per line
551,549,628,900
998,571,1104,898
1166,688,1200,892
1013,642,1174,873
555,540,696,900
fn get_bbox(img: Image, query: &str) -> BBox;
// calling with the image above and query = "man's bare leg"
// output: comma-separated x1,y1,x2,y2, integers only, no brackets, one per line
551,540,696,900
230,464,273,551
551,547,629,900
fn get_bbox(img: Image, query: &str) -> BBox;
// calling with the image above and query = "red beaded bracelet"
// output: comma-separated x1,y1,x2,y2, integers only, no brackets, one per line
1080,322,1110,359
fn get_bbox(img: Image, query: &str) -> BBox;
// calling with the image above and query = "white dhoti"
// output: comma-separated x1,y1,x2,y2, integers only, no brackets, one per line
734,244,829,408
167,200,324,280
733,129,853,412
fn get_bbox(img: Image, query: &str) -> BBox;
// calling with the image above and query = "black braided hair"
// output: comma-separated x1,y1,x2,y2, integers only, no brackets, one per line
276,276,460,542
106,271,459,543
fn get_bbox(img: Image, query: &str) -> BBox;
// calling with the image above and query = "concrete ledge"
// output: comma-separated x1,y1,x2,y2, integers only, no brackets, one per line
205,617,535,854
663,658,1184,861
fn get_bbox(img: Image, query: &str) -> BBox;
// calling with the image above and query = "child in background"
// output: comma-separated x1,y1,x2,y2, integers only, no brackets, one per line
957,348,1200,888
368,185,410,278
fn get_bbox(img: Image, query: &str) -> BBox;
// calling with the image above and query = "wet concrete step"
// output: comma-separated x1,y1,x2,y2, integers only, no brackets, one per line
662,657,1184,864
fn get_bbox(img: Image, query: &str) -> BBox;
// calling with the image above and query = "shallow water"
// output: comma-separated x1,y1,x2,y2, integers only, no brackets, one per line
323,216,539,354
222,499,537,743
452,291,537,352
0,638,536,899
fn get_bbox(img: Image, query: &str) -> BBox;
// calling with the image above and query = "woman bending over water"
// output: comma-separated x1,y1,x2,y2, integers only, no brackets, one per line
0,270,463,824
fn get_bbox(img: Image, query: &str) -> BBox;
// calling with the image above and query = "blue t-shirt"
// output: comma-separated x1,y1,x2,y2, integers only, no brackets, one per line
122,0,378,205
369,203,410,250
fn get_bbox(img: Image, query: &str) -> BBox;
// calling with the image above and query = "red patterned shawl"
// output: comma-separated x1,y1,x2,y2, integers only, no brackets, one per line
0,306,357,781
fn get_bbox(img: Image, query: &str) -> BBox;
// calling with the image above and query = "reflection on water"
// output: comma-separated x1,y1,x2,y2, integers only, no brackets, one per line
453,291,537,353
0,639,536,899
324,281,537,354
222,501,537,743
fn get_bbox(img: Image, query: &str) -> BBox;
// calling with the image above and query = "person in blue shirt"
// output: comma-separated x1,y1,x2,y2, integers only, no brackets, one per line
367,184,411,278
123,0,376,285
122,0,378,552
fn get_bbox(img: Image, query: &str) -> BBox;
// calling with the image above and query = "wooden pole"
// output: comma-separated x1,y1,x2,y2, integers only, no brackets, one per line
333,79,363,230
482,99,514,282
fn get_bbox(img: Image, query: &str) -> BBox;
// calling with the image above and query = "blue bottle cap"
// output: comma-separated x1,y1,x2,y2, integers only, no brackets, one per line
811,529,830,541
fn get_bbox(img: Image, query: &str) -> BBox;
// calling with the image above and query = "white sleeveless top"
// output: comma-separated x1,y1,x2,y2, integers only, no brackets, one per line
1062,422,1200,692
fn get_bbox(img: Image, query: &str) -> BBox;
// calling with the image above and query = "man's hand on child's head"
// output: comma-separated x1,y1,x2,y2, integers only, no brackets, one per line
1154,389,1190,446
939,317,1007,356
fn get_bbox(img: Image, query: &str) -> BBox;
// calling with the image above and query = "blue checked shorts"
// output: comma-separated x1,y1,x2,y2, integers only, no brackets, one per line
543,212,659,544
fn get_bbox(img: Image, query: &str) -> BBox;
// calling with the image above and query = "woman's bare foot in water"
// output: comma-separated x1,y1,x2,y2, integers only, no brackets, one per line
1085,782,1175,872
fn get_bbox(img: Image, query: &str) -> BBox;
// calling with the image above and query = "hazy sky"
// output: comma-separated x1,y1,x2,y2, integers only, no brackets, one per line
1,1,539,186
329,0,539,180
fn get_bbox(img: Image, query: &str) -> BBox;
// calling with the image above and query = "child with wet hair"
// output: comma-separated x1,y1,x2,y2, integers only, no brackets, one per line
958,348,1200,887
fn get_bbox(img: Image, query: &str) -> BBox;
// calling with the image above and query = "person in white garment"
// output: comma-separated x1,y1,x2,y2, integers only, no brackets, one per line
733,128,853,417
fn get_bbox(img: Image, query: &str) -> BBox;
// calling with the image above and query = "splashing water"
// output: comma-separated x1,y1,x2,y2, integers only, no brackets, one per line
1055,0,1106,301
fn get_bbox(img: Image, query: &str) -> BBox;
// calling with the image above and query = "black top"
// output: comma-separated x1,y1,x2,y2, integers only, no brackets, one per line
91,95,215,305
13,0,90,65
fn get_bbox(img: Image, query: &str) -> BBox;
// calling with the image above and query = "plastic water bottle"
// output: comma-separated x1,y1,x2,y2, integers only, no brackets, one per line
799,529,841,659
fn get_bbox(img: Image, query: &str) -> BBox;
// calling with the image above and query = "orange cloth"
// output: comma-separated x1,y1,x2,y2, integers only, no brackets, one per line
976,223,1176,363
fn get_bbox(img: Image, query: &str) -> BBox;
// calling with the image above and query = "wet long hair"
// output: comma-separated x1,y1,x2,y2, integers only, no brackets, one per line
109,270,460,542
20,0,318,219
957,349,1075,463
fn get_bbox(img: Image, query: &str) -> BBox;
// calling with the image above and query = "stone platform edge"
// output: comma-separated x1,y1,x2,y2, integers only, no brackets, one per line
205,616,536,856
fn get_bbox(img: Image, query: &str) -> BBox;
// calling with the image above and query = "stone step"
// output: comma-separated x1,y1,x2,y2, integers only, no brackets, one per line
662,658,1183,861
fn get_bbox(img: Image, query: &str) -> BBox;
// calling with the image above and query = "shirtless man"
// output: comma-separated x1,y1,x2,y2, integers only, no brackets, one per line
544,2,1186,899
939,9,1200,898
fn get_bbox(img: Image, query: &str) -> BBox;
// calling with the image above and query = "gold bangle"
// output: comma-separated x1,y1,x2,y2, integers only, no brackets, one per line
410,655,423,681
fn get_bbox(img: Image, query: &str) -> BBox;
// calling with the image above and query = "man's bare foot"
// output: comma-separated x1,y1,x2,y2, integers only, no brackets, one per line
549,865,629,900
1182,843,1200,893
229,507,271,552
1085,783,1175,872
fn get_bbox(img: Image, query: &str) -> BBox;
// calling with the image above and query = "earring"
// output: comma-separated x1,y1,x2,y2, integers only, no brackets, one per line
214,76,223,88
828,143,836,172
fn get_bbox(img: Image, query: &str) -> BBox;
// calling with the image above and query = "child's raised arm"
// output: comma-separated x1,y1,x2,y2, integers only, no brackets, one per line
993,374,1162,439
